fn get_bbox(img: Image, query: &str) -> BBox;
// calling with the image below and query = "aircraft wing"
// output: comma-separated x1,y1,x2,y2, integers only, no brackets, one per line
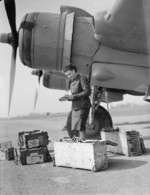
94,0,150,55
2,0,149,109
91,0,150,99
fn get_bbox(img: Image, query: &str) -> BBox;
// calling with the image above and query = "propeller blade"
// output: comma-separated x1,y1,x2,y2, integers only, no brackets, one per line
33,70,43,111
4,0,17,36
8,46,17,117
33,80,40,111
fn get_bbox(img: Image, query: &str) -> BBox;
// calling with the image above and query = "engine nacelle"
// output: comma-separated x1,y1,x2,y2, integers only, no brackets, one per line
18,6,99,77
19,12,70,71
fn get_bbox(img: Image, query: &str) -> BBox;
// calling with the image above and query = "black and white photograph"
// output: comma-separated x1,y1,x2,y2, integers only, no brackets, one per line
0,0,150,194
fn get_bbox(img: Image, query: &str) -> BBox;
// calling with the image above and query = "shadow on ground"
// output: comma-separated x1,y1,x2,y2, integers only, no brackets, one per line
143,136,150,141
107,158,147,171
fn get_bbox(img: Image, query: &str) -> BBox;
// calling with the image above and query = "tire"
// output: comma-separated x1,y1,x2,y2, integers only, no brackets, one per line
66,105,113,139
92,165,98,172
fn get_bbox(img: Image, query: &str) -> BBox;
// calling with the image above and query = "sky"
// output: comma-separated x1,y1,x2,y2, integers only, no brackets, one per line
0,0,147,117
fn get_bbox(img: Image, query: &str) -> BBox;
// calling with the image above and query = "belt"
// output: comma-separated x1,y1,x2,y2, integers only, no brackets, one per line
81,97,89,100
73,108,80,111
72,95,89,101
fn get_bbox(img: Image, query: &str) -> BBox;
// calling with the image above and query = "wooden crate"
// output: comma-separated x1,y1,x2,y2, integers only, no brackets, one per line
54,140,108,172
0,149,7,161
101,131,142,156
0,147,15,161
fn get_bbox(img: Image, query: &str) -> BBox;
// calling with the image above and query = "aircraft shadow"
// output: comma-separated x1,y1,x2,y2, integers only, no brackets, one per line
143,136,150,141
107,158,147,171
141,147,150,156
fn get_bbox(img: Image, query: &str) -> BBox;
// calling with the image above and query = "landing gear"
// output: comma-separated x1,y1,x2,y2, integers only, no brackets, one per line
86,105,112,139
66,105,113,139
66,86,113,139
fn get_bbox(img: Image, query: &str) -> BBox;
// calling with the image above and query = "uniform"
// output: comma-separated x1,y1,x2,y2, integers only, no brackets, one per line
69,73,91,132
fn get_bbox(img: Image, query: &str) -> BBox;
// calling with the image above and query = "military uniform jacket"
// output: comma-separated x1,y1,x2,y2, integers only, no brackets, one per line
69,73,91,110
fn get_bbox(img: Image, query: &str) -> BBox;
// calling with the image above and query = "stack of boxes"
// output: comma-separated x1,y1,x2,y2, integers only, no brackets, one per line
18,130,52,165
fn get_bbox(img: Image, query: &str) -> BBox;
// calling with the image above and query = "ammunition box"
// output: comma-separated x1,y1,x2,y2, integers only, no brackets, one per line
18,130,49,149
20,147,51,165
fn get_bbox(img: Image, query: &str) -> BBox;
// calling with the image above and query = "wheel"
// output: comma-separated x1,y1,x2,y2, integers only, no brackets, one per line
66,106,113,139
86,105,113,138
92,165,98,172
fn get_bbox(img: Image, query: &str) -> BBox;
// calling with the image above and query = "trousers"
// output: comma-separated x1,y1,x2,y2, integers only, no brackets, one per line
71,107,90,132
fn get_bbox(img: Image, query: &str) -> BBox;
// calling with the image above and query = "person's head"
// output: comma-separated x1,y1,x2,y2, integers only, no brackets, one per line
62,64,77,80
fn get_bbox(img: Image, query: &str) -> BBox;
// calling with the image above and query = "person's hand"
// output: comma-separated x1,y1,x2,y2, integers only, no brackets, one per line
59,95,69,101
59,94,74,101
67,95,74,100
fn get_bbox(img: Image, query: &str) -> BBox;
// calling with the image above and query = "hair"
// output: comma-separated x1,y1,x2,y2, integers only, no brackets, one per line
62,63,77,73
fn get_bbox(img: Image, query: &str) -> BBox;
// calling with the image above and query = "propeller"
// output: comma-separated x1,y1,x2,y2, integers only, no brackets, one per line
31,70,43,111
0,0,18,117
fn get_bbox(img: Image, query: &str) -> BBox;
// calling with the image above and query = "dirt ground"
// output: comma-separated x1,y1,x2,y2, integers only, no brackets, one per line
0,116,150,195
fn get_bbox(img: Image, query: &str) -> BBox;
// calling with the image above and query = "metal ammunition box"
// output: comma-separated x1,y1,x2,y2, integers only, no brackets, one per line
18,130,49,149
6,147,15,160
20,147,51,165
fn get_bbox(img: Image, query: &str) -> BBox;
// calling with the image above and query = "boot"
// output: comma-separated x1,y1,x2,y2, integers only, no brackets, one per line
72,130,79,137
79,131,86,140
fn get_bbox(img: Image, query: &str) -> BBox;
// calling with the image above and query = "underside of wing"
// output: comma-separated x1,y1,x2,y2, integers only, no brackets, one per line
94,0,150,55
91,0,150,102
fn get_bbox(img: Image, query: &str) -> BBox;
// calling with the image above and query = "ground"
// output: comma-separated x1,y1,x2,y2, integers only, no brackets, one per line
0,115,150,195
